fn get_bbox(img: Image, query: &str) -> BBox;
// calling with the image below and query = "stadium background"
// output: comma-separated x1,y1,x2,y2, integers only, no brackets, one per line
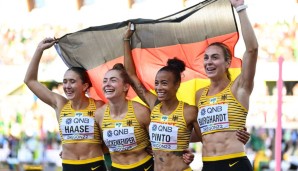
0,0,298,170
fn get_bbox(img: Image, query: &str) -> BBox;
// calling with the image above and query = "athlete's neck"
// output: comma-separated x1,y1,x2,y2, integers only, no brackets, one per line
160,98,179,115
209,77,230,95
70,96,89,110
109,99,128,118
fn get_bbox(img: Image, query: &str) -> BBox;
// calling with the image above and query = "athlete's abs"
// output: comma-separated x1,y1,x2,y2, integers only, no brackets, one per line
202,131,244,157
153,150,189,171
110,148,149,165
62,142,103,160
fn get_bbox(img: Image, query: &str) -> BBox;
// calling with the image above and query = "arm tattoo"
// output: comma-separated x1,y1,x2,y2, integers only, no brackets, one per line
136,83,146,94
132,83,147,100
159,157,164,162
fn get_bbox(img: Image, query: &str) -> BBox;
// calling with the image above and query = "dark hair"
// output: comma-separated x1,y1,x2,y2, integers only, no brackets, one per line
158,57,185,84
67,67,92,88
110,63,131,85
208,42,232,80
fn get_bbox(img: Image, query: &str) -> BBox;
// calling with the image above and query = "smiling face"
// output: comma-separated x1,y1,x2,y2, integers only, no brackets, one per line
155,70,179,101
102,70,129,100
63,70,88,100
204,45,231,80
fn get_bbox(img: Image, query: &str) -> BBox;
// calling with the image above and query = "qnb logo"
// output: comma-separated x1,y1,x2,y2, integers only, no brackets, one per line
107,130,113,137
66,118,72,124
152,124,157,131
201,108,206,116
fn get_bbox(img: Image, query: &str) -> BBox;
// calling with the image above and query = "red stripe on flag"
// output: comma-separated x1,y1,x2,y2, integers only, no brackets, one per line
87,32,241,103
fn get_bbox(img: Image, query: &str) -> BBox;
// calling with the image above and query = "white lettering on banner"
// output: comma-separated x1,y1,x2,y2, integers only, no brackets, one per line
197,104,229,133
149,123,178,150
60,116,94,140
103,127,137,152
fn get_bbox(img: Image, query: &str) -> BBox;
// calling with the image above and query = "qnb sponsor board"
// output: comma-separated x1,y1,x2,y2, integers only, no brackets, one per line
149,123,178,150
103,127,137,152
60,116,95,140
198,104,229,133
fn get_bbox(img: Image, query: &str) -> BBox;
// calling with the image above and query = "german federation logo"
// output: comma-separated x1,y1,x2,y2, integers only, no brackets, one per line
127,120,133,126
87,111,93,116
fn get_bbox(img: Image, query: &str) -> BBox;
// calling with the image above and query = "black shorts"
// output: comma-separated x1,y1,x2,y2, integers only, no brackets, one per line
111,155,154,171
62,156,107,171
202,156,252,171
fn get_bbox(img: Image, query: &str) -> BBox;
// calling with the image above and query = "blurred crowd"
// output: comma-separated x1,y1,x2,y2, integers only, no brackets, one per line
1,19,298,66
0,24,81,66
255,19,298,62
246,127,298,171
0,85,64,170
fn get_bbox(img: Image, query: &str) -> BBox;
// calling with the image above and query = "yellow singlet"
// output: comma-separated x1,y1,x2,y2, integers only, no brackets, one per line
150,101,191,151
197,81,248,136
59,98,102,144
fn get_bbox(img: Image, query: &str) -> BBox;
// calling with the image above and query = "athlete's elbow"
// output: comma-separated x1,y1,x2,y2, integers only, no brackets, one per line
247,45,258,58
24,76,29,85
24,77,34,87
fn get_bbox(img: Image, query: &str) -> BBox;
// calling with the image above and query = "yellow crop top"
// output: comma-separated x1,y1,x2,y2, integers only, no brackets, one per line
101,100,150,153
59,98,102,144
197,81,248,136
149,101,191,151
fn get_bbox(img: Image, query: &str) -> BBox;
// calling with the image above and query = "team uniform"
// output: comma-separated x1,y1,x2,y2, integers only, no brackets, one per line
149,101,192,171
101,100,152,171
59,98,106,171
197,81,253,171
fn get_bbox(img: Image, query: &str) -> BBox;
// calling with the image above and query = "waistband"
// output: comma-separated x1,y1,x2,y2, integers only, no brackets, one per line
62,156,104,164
184,167,192,171
202,152,246,162
112,155,152,169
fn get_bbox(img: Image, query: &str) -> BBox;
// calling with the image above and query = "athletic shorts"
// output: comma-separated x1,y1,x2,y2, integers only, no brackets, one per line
62,156,107,171
202,152,252,171
111,155,154,171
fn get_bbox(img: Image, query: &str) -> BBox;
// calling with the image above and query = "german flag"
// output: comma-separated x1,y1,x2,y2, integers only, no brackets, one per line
55,0,241,105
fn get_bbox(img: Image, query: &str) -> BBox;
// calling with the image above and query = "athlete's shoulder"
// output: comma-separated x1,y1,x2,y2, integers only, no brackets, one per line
183,102,198,114
131,100,150,116
88,98,105,108
131,100,149,109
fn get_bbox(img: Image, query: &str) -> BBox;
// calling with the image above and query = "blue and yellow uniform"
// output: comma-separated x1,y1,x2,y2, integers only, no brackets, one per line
101,100,152,171
197,81,252,171
59,98,106,171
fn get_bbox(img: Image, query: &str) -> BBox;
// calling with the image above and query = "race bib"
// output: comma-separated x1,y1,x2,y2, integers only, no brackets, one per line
198,104,229,133
149,122,178,150
103,127,137,152
60,115,94,140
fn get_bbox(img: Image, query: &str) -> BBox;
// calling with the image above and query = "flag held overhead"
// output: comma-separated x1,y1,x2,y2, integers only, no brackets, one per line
55,0,241,105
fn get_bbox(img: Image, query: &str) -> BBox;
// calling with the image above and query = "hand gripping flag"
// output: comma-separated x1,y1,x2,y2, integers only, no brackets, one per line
55,0,241,105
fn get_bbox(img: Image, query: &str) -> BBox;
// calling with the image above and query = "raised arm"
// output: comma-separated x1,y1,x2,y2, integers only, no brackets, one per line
24,38,66,110
232,0,258,95
123,23,158,109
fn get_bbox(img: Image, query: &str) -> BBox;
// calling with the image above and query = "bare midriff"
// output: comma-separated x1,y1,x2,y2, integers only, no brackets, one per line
202,131,244,157
62,143,103,160
153,150,190,171
111,148,150,165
